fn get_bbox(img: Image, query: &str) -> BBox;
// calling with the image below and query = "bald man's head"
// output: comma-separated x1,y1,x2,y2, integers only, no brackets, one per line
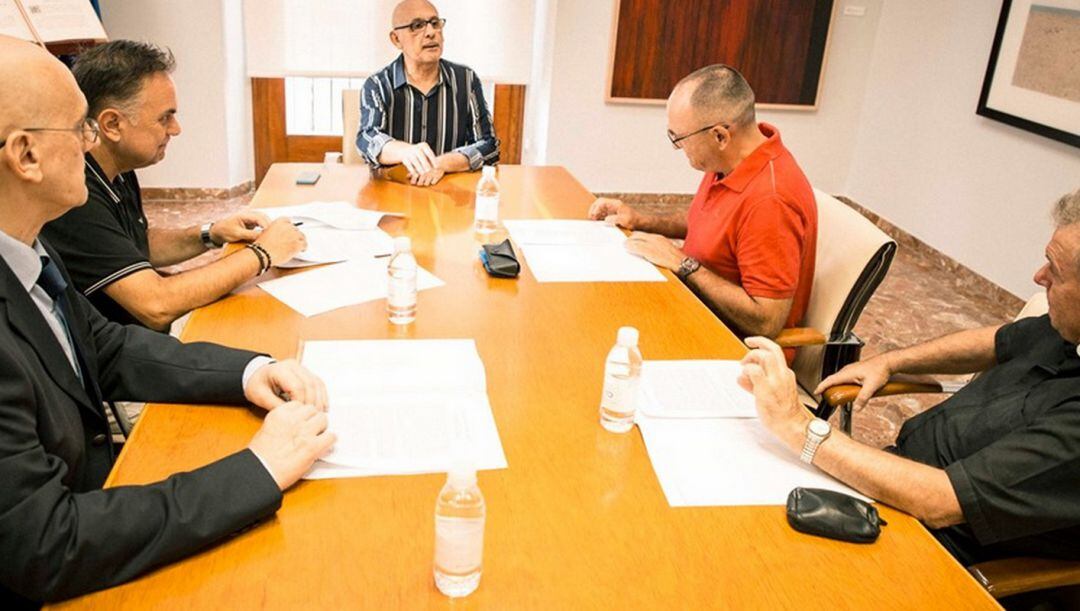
392,0,438,28
0,35,92,224
670,64,756,129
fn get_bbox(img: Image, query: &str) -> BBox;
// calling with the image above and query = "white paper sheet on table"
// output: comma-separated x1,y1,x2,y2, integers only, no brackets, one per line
639,360,757,419
277,226,394,268
299,339,507,479
260,201,401,231
637,416,870,507
503,220,665,283
258,259,445,317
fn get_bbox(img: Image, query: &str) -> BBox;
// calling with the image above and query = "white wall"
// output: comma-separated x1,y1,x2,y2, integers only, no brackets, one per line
98,0,252,189
845,0,1080,297
529,0,885,195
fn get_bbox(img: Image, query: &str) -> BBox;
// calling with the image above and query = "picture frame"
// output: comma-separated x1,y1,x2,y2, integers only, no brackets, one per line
976,0,1080,148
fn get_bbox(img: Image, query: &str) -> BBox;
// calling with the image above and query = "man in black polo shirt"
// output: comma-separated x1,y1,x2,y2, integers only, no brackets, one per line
42,41,306,330
739,188,1080,565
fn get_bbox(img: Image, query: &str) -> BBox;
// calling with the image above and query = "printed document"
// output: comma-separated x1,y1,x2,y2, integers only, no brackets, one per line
258,258,445,317
300,339,507,478
504,219,665,283
278,226,394,268
638,360,757,419
261,201,400,231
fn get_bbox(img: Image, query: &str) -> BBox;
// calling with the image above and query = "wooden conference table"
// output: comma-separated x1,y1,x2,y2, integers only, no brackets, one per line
54,164,999,610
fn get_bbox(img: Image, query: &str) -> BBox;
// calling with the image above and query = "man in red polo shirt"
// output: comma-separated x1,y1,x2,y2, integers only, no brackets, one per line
589,64,817,343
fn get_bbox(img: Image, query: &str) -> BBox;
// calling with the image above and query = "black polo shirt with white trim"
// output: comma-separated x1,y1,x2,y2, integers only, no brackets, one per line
41,153,152,326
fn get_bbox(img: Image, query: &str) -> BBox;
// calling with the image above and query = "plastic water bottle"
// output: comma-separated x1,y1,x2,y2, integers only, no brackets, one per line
387,236,417,325
599,326,642,433
474,165,499,234
433,467,485,597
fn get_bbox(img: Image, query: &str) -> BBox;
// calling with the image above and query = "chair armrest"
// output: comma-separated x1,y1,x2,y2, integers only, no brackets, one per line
967,557,1080,599
822,378,945,408
775,327,827,348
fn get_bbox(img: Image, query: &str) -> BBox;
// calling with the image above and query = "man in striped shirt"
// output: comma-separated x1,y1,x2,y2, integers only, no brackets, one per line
357,0,500,187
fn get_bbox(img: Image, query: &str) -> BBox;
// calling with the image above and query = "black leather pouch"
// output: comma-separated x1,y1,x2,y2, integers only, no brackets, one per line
479,239,520,278
786,488,886,543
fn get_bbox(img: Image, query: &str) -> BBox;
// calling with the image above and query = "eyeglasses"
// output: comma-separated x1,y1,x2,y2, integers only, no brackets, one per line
392,16,447,34
667,121,729,150
0,117,100,149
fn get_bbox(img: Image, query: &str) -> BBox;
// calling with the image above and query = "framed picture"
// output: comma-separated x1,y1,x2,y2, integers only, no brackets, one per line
977,0,1080,148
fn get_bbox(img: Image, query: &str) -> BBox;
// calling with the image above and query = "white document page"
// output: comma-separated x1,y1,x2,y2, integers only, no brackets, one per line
277,226,394,268
20,0,106,42
300,339,507,479
639,360,757,419
261,201,400,231
258,259,445,317
503,219,626,246
637,416,870,507
0,1,35,41
503,219,665,283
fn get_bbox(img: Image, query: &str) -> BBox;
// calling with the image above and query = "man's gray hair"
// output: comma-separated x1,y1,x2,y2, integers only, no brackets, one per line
676,64,756,127
1051,188,1080,227
73,40,176,117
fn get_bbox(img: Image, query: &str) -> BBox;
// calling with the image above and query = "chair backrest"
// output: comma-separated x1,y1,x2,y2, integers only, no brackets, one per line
791,189,897,391
342,89,363,165
1015,291,1048,320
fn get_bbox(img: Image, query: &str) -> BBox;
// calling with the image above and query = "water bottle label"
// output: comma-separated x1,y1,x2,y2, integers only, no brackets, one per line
600,377,638,413
475,195,499,222
387,279,417,307
434,516,484,572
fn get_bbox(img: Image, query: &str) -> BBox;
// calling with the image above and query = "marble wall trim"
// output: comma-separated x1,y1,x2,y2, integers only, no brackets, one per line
141,181,254,202
595,191,1025,315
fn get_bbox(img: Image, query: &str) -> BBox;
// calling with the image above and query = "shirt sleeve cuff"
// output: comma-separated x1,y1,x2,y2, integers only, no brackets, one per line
945,460,997,545
241,356,276,392
452,144,484,171
364,133,395,169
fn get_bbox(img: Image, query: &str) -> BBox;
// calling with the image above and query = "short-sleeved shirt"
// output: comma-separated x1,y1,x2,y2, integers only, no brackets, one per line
40,153,152,326
682,123,817,336
356,54,500,171
896,315,1080,565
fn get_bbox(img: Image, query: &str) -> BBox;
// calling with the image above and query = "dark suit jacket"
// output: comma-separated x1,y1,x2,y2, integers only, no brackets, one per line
0,240,283,606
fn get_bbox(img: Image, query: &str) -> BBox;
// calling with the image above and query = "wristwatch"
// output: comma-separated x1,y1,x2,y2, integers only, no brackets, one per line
200,222,221,249
800,418,832,465
676,256,701,279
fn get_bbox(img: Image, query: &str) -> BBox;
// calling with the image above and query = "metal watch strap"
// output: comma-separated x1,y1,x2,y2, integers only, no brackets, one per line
676,256,701,279
200,222,220,249
800,418,831,465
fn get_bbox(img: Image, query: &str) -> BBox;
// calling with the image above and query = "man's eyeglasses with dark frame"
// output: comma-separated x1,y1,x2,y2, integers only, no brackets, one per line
667,121,730,150
0,117,100,149
392,17,447,34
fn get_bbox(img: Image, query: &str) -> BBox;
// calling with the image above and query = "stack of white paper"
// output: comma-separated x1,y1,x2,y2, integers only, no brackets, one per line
635,359,869,507
504,219,666,283
258,258,445,317
300,339,507,479
256,201,402,268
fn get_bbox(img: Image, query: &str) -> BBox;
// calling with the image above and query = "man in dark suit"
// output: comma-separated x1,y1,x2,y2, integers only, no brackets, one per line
0,36,336,607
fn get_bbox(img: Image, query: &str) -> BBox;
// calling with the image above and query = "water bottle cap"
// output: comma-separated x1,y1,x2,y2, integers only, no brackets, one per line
393,236,411,253
447,467,477,489
481,165,496,178
616,326,639,347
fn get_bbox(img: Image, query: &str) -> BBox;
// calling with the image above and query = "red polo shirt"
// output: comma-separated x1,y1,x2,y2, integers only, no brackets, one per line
683,123,817,337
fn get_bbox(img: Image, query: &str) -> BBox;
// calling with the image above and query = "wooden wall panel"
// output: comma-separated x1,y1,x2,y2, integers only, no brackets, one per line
609,0,834,106
251,78,526,186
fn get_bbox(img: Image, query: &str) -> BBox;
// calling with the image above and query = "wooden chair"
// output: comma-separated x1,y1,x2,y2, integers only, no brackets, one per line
820,291,1080,599
341,89,363,165
773,189,897,432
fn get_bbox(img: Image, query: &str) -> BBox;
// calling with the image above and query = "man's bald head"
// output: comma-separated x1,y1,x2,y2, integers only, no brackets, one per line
670,64,756,128
392,0,438,28
0,36,85,136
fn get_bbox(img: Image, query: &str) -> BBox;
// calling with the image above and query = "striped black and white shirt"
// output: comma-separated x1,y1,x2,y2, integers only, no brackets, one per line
357,54,500,170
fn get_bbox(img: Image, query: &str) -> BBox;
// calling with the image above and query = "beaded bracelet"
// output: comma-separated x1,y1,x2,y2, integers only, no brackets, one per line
245,243,271,275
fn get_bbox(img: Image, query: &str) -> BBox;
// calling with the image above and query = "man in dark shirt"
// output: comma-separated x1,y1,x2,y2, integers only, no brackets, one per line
42,40,306,330
356,0,500,187
739,187,1080,565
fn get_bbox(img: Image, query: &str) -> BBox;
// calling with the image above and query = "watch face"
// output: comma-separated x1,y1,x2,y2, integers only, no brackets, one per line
808,419,831,436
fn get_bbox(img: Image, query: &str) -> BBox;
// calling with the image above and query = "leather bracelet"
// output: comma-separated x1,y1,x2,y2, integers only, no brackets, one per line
245,243,271,275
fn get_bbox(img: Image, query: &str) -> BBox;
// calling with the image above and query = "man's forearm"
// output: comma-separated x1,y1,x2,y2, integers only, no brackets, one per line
884,325,1002,376
686,269,790,337
148,226,205,267
774,417,963,528
436,152,470,173
634,212,688,239
376,140,414,166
